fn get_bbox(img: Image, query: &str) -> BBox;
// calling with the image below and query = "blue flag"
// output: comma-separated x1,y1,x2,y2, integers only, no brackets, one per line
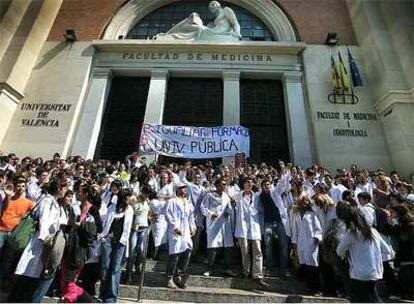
347,48,363,87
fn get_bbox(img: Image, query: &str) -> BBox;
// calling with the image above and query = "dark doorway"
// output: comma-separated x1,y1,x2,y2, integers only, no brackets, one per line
240,79,289,165
95,77,150,161
162,77,223,165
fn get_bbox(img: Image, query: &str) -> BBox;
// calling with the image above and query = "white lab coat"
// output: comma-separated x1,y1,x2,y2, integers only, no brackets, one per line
201,191,234,248
15,195,67,278
313,205,337,238
157,183,174,199
337,229,384,281
149,199,169,247
234,191,263,240
179,170,206,227
329,184,348,202
100,189,118,224
354,182,374,199
100,204,133,247
302,180,315,198
148,177,159,193
268,188,291,237
26,180,42,202
291,210,322,266
165,197,196,255
359,204,395,262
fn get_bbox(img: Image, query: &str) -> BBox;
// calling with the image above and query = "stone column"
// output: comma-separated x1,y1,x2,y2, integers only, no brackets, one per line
222,71,241,165
141,69,168,162
282,72,313,167
223,71,241,125
143,69,169,124
71,68,112,159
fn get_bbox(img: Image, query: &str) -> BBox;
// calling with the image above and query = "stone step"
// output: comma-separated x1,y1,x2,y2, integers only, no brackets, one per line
126,270,309,295
119,285,347,303
144,258,207,274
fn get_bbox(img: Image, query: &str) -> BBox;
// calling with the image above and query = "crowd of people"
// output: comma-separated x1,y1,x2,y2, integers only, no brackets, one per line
0,151,413,303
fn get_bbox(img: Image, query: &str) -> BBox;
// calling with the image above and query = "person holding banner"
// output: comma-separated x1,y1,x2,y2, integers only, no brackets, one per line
200,178,236,277
165,183,196,289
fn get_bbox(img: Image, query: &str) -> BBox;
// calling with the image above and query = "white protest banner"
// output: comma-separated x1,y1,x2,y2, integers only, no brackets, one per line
139,124,250,159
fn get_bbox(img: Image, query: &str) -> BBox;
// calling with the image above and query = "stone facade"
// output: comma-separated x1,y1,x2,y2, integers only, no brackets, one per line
0,0,412,176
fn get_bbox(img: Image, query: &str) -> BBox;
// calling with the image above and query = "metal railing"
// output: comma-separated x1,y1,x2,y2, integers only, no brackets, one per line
137,227,151,302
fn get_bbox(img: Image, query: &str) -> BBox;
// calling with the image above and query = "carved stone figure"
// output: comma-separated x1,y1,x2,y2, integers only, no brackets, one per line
155,1,242,42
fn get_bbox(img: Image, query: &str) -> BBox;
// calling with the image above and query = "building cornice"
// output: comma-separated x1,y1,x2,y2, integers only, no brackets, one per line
92,40,306,56
375,87,414,115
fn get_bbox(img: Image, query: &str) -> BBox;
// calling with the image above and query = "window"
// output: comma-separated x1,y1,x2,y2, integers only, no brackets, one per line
126,1,275,41
240,79,289,164
95,77,150,161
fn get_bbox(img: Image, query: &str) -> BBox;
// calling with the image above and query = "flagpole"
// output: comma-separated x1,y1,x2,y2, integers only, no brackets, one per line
347,45,356,104
337,46,346,104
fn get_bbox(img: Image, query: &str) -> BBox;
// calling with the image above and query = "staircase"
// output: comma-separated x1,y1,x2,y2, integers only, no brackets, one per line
118,259,347,303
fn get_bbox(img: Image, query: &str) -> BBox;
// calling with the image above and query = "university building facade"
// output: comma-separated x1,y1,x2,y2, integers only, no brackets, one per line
0,0,412,176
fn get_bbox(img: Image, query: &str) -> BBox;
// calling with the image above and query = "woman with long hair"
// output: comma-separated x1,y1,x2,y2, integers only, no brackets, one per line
387,203,414,300
336,201,383,303
99,189,133,303
313,193,338,296
291,193,323,295
60,183,102,302
125,185,151,284
11,179,68,303
373,175,391,208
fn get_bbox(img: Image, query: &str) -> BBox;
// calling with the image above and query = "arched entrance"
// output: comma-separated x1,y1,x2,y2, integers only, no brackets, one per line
71,0,314,167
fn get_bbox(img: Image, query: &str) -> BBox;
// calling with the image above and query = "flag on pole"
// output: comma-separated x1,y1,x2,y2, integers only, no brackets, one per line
338,50,350,91
330,53,341,93
347,47,363,87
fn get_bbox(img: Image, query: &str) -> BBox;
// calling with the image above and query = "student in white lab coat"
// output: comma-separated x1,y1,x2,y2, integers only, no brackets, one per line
99,189,133,303
149,172,174,258
357,192,398,298
234,177,269,287
312,190,339,296
165,183,196,289
179,166,206,255
336,200,384,303
11,179,68,303
99,179,123,223
291,193,323,295
200,178,235,277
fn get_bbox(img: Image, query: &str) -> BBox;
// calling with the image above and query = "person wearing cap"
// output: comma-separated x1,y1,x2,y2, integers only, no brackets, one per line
165,182,196,289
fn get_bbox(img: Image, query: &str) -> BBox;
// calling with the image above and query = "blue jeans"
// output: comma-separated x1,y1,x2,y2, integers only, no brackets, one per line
263,222,289,273
31,275,55,303
100,241,126,303
126,228,146,276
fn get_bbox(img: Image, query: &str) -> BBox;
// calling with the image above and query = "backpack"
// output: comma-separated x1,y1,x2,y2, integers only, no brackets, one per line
9,202,40,253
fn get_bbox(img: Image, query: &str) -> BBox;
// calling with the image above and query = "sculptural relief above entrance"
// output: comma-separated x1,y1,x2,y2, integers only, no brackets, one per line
155,1,242,42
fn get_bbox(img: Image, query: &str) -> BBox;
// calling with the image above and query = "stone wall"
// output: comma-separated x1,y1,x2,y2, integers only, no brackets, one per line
0,42,93,157
302,45,391,173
